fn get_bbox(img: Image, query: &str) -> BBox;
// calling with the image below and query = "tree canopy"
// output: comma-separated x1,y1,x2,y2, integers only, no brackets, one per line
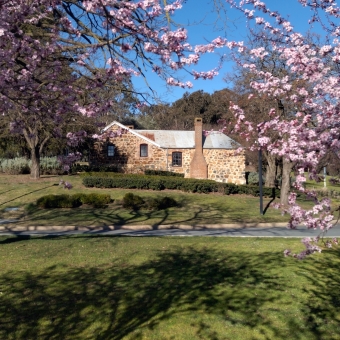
1,0,340,257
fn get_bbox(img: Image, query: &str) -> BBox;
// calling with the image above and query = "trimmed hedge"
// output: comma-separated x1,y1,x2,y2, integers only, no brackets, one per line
122,193,145,210
122,193,179,210
37,193,112,209
82,174,280,198
72,193,112,207
147,196,178,210
37,194,82,209
144,170,184,177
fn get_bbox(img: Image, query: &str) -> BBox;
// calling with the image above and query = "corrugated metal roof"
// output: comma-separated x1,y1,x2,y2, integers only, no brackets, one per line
102,121,240,149
135,130,239,149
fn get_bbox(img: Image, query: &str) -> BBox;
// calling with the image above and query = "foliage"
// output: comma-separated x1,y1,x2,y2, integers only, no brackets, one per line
145,196,179,210
36,194,82,209
73,193,112,208
36,193,112,209
0,157,30,175
138,88,238,131
3,0,340,255
144,170,184,177
122,192,179,211
219,0,340,245
122,193,145,210
0,157,62,175
0,173,297,225
82,173,280,198
247,172,265,186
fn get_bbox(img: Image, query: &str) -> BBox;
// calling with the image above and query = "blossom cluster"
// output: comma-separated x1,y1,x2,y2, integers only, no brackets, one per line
221,0,340,248
1,0,339,245
284,237,338,260
57,152,82,172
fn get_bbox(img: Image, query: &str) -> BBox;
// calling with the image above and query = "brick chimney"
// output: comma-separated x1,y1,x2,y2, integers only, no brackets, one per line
190,118,208,179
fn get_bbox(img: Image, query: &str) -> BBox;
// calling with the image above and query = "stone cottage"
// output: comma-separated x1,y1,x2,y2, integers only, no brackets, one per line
90,118,246,184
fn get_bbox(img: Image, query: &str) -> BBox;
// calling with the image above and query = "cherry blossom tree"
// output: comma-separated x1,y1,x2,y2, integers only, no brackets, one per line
1,0,339,257
220,0,340,257
224,30,318,204
0,0,217,179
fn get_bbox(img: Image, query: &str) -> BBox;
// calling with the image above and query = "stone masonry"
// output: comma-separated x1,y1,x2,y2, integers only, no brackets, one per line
90,123,246,184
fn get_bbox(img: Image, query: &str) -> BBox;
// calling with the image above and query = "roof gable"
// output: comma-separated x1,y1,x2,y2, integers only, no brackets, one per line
102,121,240,149
102,121,160,147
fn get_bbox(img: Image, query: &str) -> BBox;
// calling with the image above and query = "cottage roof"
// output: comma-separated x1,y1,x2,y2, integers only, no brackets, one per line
103,121,240,149
135,130,239,149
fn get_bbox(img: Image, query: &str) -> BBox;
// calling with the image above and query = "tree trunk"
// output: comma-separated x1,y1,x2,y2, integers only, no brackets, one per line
264,152,277,187
30,146,40,179
280,158,294,206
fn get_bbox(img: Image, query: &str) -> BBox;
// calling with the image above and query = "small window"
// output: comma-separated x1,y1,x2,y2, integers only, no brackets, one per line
140,144,148,157
107,144,115,157
172,152,182,166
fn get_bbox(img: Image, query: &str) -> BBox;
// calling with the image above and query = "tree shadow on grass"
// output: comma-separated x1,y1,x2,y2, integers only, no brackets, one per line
0,184,58,207
1,244,339,339
16,203,231,229
298,248,340,339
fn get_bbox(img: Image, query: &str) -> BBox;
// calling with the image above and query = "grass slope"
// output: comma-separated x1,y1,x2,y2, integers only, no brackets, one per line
1,174,338,227
0,236,339,339
0,174,289,226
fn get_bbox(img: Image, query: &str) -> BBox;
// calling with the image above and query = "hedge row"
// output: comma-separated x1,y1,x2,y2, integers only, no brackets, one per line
122,193,179,210
144,170,184,177
73,165,185,177
36,193,112,208
82,174,280,197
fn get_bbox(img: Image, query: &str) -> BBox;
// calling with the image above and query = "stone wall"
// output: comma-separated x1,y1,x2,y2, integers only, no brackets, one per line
204,149,246,184
90,124,245,184
91,127,168,173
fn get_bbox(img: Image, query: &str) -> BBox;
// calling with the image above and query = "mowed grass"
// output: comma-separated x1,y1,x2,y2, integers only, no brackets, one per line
0,235,339,339
303,172,340,192
0,174,295,226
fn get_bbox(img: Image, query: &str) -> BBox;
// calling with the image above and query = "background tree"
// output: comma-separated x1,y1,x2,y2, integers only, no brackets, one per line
221,0,340,251
1,0,220,178
224,29,319,205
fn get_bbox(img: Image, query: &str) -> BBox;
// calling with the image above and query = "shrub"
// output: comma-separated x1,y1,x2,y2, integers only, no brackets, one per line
72,193,112,207
0,157,63,175
82,173,280,198
36,194,82,208
36,193,112,209
145,196,178,210
144,170,184,177
247,172,265,185
40,157,63,175
0,157,30,174
223,183,239,195
122,193,145,210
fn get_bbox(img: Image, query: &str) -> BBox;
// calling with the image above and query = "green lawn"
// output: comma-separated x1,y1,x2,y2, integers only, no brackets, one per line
0,236,339,339
0,174,325,227
305,174,340,192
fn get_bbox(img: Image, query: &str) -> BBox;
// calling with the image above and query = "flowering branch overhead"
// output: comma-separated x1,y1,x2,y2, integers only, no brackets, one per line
1,0,340,256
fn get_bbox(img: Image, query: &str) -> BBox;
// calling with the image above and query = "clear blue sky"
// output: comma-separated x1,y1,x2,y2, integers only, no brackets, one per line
132,0,324,104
